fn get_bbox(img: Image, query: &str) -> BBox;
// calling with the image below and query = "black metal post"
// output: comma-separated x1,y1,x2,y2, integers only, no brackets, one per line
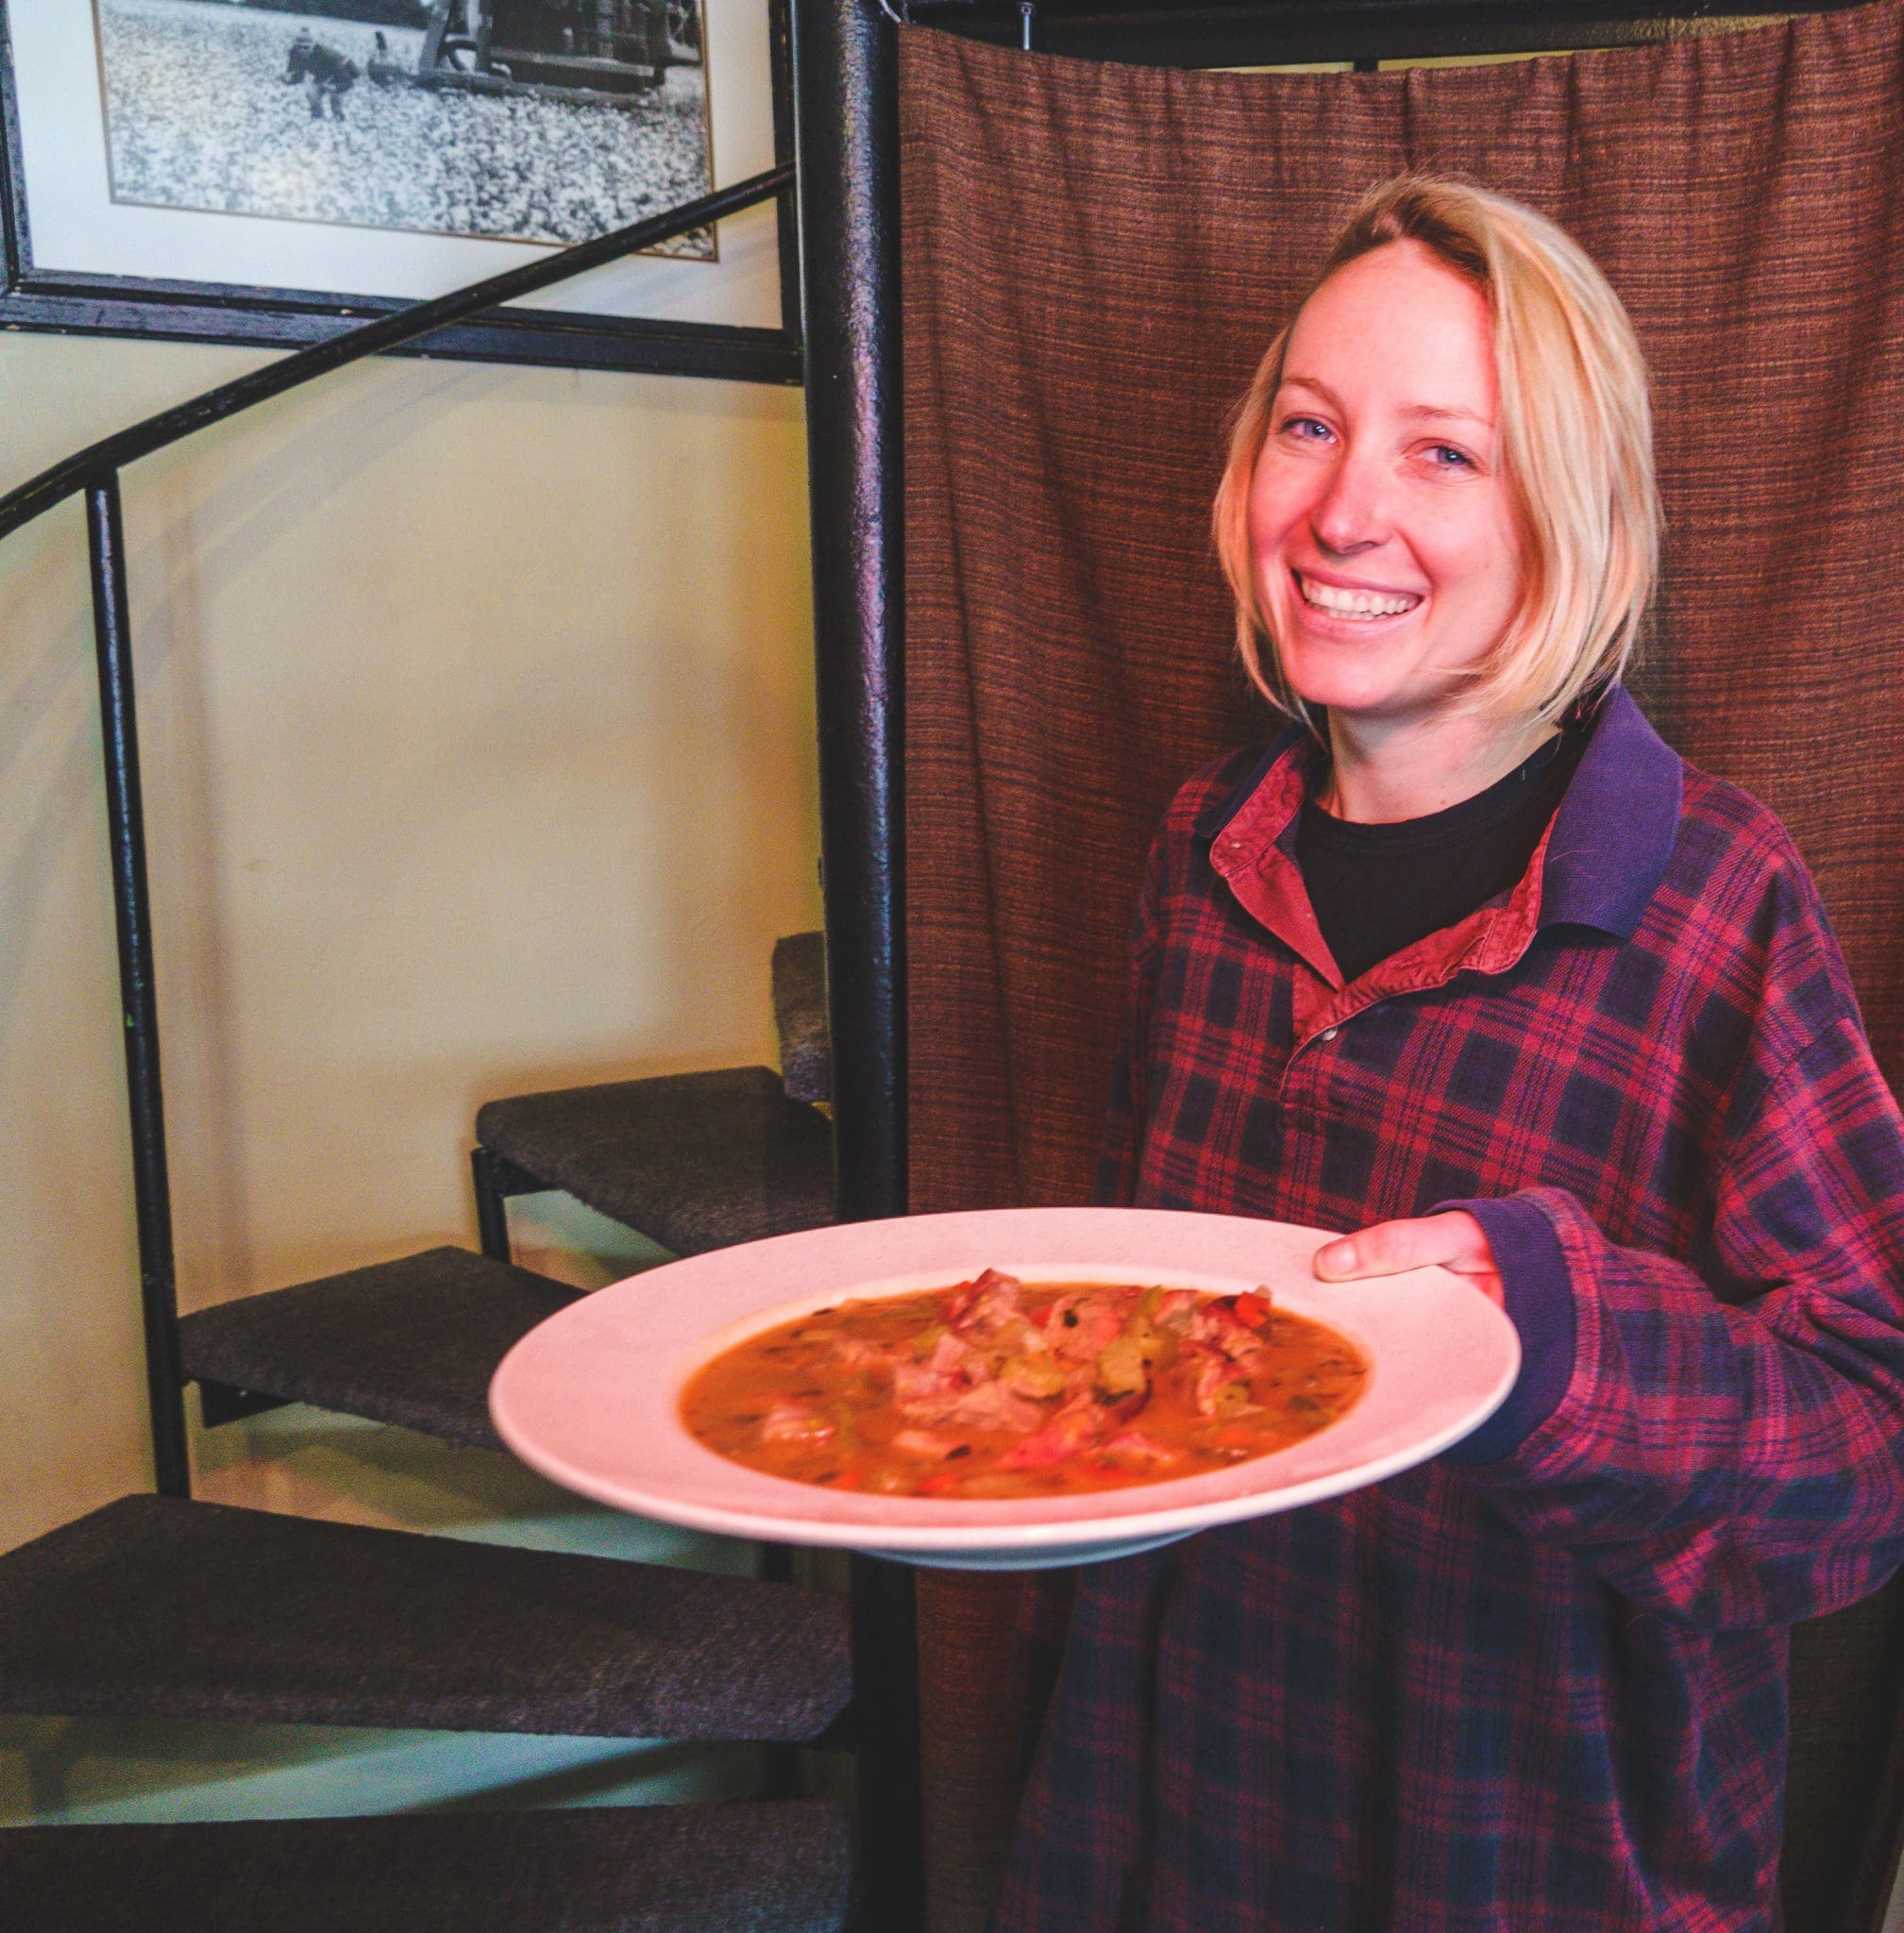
470,1146,515,1263
794,4,921,1926
848,1550,926,1931
795,0,907,1230
770,0,804,342
87,472,190,1499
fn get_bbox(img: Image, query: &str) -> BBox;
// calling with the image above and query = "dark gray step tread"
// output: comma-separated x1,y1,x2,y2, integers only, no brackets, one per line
178,1246,581,1451
476,1066,834,1256
0,1799,851,1933
772,932,830,1106
0,1497,849,1741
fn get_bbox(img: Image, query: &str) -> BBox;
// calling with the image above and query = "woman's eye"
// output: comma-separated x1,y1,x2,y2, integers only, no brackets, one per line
1280,416,1332,443
1426,444,1475,471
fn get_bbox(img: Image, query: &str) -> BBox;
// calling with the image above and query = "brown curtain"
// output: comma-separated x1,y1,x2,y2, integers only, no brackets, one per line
901,8,1904,1931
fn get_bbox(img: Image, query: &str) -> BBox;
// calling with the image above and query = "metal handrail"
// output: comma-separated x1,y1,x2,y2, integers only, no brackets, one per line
11,159,796,1496
0,162,794,545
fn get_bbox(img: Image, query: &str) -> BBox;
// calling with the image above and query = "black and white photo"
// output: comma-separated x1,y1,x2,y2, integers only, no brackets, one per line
93,0,716,253
0,0,789,370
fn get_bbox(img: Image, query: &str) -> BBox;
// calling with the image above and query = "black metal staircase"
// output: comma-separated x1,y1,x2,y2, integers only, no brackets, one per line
0,1803,853,1933
0,126,872,1925
0,1496,850,1741
178,1248,582,1444
470,932,835,1269
0,922,853,1928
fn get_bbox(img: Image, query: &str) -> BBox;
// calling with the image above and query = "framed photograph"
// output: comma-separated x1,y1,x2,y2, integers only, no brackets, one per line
0,0,798,377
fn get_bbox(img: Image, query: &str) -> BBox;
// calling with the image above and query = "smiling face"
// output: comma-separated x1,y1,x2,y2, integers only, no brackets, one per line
1247,240,1528,732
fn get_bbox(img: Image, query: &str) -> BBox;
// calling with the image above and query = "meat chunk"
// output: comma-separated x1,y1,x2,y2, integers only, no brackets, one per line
918,1330,979,1378
1103,1430,1184,1470
1191,1355,1256,1418
952,1267,1033,1340
758,1402,836,1447
1154,1290,1202,1328
997,1395,1106,1471
1046,1293,1128,1362
940,1380,1046,1434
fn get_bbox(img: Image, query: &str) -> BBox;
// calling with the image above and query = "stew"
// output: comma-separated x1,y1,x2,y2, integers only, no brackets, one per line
680,1268,1368,1499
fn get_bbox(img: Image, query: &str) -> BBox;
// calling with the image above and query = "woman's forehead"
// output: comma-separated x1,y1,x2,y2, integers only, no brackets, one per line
1281,243,1498,416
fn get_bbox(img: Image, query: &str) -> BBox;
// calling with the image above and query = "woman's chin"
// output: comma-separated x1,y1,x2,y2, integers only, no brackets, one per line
1283,670,1417,722
1275,629,1421,708
1278,638,1460,725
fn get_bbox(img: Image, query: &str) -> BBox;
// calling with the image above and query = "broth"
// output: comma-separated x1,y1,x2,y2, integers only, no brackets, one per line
680,1269,1367,1500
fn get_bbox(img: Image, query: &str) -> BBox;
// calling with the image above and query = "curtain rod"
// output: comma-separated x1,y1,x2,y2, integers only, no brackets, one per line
896,0,1848,67
902,0,1830,21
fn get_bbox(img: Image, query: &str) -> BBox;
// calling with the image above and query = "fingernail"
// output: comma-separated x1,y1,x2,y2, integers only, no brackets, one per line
1317,1239,1356,1277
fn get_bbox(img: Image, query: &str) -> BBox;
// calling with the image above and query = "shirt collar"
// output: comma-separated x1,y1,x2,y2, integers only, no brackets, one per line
1535,683,1683,938
1194,728,1308,848
1194,683,1682,944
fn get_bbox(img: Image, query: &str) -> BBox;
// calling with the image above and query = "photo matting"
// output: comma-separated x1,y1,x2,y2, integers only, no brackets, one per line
0,0,794,373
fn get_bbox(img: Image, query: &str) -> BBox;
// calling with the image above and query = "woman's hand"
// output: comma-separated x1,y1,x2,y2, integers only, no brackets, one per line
1312,1211,1505,1307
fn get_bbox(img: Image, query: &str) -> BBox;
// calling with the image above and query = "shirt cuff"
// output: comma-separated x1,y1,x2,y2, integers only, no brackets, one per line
1433,1194,1576,1465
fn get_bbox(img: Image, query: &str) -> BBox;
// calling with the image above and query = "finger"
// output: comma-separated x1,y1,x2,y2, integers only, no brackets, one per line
1312,1212,1490,1281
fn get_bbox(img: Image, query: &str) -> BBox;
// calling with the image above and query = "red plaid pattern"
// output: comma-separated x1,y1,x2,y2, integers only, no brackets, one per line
991,689,1904,1933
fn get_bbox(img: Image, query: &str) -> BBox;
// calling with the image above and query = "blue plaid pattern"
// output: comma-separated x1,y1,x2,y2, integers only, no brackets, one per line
990,689,1904,1933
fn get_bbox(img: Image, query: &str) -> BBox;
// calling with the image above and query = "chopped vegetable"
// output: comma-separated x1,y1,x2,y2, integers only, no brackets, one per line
681,1272,1367,1501
1094,1335,1150,1399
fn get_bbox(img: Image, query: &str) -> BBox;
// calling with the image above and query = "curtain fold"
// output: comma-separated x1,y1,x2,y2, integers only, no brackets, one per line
901,8,1904,1929
905,4,1904,1217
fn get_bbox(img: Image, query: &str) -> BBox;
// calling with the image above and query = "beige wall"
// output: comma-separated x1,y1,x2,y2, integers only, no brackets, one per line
0,331,819,1553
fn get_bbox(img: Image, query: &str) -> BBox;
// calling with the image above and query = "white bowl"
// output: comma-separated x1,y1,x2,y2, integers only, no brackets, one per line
489,1205,1520,1571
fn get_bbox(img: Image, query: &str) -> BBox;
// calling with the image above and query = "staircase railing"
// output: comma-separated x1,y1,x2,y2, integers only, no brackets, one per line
0,162,795,1495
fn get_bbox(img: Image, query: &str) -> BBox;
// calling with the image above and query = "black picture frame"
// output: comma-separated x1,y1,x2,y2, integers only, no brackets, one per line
0,0,801,381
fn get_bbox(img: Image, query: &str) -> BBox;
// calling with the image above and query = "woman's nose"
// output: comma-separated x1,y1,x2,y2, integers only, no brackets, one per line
1309,450,1389,555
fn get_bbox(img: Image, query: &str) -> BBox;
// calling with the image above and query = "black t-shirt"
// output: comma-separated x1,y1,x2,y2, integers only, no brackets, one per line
1295,727,1588,985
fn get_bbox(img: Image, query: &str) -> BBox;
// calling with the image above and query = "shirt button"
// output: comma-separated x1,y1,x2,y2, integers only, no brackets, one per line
1322,1027,1339,1040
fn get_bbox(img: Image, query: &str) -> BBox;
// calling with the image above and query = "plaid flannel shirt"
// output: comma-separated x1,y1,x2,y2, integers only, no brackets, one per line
991,687,1904,1933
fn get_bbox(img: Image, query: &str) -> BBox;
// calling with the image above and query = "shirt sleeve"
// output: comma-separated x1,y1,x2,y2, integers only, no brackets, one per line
1449,1010,1904,1630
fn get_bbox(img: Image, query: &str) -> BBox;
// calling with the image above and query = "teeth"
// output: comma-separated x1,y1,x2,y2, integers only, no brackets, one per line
1299,575,1419,618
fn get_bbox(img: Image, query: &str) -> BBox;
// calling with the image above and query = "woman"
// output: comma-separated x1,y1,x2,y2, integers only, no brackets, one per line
990,176,1904,1933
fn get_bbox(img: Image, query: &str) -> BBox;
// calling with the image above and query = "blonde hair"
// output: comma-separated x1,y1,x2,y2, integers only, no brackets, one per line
1211,175,1660,729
